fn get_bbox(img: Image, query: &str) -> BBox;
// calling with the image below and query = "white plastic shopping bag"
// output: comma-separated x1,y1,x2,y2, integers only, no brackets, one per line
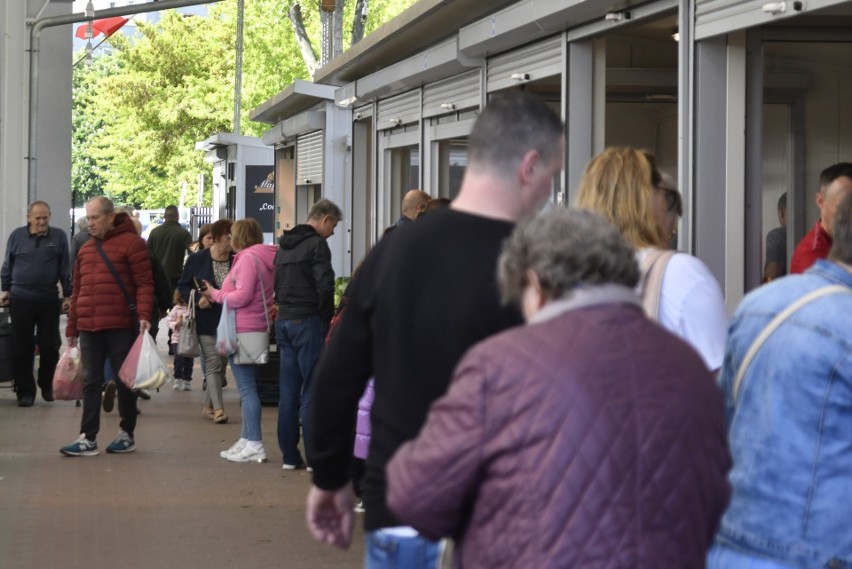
119,332,170,390
215,298,238,356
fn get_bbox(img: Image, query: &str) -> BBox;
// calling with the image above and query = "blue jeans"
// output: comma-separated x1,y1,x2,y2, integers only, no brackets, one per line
708,543,798,569
275,315,323,466
365,530,440,569
228,356,262,442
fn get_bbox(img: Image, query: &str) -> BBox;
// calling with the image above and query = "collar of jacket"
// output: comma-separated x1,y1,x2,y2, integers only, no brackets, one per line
529,284,642,325
807,258,852,287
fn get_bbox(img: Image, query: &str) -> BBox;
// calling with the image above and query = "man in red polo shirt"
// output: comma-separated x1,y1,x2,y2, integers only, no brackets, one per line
791,163,852,273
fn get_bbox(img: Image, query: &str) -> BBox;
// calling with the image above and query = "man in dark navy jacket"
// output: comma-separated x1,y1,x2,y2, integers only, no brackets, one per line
0,201,71,406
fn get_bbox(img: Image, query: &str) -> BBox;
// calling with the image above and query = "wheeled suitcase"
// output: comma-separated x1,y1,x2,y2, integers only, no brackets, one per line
0,308,13,382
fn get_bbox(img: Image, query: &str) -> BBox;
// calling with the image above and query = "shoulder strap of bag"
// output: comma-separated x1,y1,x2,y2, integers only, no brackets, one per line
187,289,196,320
639,249,676,321
732,284,852,406
95,239,139,334
246,253,271,332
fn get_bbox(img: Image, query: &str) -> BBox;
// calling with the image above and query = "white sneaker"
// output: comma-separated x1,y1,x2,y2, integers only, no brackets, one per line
226,442,267,463
220,438,247,459
172,379,184,390
181,380,191,391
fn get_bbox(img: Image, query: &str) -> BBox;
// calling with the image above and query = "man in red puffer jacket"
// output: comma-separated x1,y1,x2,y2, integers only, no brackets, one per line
60,196,154,457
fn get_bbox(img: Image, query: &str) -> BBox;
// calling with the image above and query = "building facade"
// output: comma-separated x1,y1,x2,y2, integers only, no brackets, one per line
251,0,852,308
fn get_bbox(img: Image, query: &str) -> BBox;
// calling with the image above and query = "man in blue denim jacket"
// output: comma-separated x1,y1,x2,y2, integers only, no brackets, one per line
709,192,852,569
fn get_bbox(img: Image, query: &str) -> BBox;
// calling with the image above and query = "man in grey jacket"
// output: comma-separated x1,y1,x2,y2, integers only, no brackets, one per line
274,199,341,470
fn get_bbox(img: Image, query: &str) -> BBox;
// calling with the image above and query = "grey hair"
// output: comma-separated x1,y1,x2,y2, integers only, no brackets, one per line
498,208,640,304
28,200,51,214
87,196,114,215
308,198,343,221
76,216,88,231
829,191,852,264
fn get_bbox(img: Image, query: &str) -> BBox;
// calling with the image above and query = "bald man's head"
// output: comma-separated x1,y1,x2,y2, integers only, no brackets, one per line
401,190,431,220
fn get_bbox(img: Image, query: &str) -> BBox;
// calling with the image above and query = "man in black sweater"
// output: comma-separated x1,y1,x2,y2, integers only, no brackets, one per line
307,92,565,562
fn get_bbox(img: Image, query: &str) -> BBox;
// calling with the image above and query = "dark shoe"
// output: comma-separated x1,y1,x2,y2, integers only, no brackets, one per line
17,395,35,407
103,380,116,413
137,389,151,400
41,388,54,402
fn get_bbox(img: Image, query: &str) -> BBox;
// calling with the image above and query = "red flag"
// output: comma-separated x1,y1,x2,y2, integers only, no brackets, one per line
75,17,129,40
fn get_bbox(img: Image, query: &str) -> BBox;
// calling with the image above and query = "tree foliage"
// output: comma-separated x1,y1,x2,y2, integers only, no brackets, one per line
72,0,416,208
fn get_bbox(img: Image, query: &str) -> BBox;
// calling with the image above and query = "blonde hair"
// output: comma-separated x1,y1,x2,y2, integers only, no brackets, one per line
576,147,667,249
230,218,263,251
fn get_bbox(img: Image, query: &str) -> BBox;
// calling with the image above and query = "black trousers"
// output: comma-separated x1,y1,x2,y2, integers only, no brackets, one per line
79,329,137,441
10,298,61,399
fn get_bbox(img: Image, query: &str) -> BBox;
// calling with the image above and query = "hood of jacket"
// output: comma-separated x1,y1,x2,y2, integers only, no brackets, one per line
278,224,319,250
234,243,277,273
102,212,136,241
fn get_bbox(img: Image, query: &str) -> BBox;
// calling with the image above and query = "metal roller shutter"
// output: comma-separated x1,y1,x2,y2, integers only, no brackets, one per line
296,131,323,185
696,0,846,40
486,36,563,93
423,70,481,118
376,90,420,131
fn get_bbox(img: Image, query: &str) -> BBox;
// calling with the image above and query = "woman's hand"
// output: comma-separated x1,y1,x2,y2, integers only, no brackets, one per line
198,296,212,309
200,281,215,301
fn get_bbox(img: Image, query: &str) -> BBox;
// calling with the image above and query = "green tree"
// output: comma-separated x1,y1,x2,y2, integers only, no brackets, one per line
71,56,113,207
74,0,416,209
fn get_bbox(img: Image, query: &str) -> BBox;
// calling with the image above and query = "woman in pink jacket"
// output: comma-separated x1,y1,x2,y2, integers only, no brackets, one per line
202,218,277,463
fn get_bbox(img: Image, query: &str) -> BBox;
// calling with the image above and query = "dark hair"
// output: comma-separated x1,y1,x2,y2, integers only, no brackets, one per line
819,163,852,194
829,191,852,264
308,199,343,222
468,92,564,177
196,224,212,247
164,205,179,221
209,219,233,241
418,198,451,218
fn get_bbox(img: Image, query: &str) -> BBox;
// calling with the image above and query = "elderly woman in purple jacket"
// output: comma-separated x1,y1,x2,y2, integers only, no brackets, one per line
386,208,731,569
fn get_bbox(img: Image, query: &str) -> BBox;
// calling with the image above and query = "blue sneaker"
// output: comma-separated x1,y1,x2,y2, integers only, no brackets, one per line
61,434,99,456
106,430,136,454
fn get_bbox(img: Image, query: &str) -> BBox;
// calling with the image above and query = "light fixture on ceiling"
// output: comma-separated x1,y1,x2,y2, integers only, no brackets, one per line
440,103,456,111
672,29,680,42
605,11,631,22
510,72,530,81
336,95,358,109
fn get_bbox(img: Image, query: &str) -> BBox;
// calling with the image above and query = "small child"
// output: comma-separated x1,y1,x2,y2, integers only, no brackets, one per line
167,290,194,391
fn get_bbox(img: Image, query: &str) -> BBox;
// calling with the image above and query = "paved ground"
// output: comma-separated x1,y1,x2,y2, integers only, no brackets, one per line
0,322,364,569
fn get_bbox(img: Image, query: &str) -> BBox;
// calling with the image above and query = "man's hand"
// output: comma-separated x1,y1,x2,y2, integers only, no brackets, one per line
0,291,9,307
138,320,151,334
61,297,71,314
306,484,356,549
67,336,78,348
